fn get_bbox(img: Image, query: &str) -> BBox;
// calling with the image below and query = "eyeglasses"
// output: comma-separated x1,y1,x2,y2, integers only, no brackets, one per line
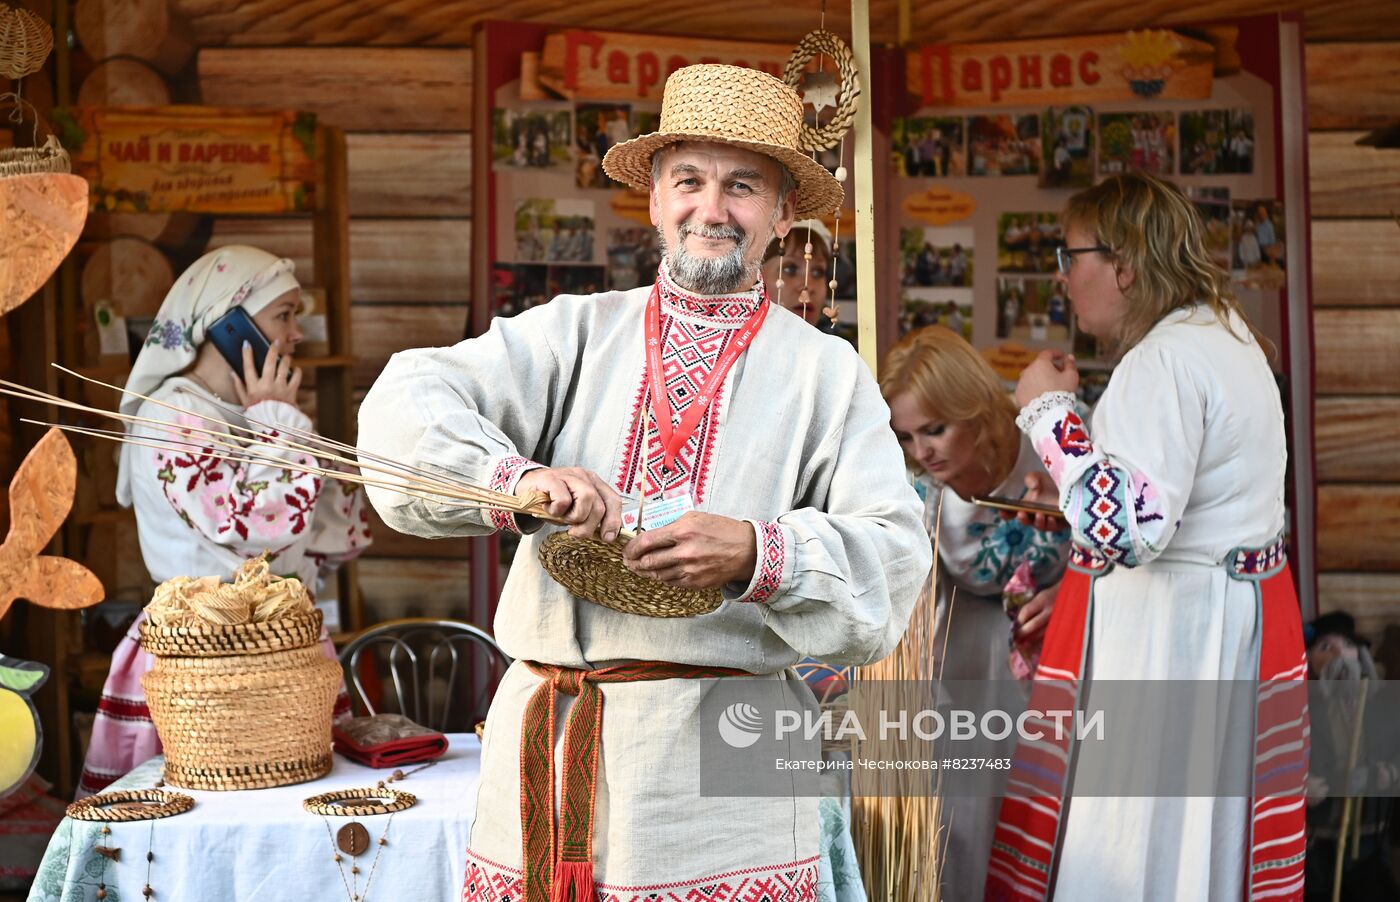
1055,245,1111,276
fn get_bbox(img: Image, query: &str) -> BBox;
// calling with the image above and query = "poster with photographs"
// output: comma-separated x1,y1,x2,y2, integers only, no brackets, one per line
1179,109,1254,175
493,263,608,317
575,103,634,188
996,277,1070,343
492,109,573,171
514,198,596,263
997,213,1063,274
1098,112,1175,176
1040,106,1094,188
1187,186,1233,270
968,115,1041,176
900,226,974,287
892,116,966,177
900,288,974,339
606,227,662,291
492,263,548,317
1232,198,1286,290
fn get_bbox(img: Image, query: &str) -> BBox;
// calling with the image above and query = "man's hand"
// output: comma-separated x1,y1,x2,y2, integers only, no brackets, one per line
516,467,623,542
622,511,757,590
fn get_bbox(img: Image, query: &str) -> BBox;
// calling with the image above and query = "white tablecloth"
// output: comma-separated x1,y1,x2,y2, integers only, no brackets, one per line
27,735,480,902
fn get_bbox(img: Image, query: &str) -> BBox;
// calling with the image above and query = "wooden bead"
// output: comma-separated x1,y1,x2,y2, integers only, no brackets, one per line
351,865,361,875
378,837,387,846
774,278,785,289
96,890,107,900
828,279,838,290
147,851,154,863
391,770,405,781
835,166,848,182
334,854,343,862
799,289,811,304
101,826,111,835
804,242,813,254
143,885,154,898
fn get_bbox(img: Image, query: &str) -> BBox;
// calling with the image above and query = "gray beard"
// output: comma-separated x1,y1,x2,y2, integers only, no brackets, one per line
659,220,761,295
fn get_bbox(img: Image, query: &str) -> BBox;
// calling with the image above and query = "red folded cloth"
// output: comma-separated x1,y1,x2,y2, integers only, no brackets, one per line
332,714,449,769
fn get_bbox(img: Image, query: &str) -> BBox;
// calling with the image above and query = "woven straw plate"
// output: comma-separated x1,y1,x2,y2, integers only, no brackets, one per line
538,532,722,618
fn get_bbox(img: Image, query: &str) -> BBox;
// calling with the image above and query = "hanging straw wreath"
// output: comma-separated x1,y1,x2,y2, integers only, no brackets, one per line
782,29,860,153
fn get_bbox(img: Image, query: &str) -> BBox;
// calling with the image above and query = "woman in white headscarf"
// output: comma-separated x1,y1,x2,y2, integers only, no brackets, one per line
78,245,371,797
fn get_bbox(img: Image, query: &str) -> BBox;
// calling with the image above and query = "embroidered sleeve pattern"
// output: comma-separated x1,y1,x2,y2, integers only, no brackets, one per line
306,459,374,571
1023,398,1171,568
153,409,324,558
731,519,789,604
486,454,544,535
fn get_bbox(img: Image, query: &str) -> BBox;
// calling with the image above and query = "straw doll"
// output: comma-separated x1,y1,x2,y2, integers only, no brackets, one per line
78,246,371,797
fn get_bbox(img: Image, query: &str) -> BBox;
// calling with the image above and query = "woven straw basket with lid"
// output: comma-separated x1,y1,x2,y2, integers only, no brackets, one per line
140,609,341,790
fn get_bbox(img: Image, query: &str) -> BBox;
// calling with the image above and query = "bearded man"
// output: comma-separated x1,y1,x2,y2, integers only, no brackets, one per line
358,64,929,901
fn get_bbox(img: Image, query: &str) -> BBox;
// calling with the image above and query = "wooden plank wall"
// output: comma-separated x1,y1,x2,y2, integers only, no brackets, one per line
191,47,478,624
1308,43,1400,647
56,6,1400,648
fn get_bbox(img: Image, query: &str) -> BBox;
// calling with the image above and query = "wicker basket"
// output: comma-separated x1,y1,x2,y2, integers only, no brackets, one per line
140,612,341,790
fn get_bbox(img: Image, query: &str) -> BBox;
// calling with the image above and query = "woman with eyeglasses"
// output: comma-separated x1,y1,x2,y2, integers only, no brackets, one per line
986,173,1306,901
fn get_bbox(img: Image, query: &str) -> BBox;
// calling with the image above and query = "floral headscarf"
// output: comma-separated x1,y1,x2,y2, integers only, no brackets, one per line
115,245,300,506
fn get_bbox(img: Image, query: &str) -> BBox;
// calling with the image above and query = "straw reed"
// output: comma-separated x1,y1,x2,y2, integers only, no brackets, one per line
851,488,947,902
0,366,721,619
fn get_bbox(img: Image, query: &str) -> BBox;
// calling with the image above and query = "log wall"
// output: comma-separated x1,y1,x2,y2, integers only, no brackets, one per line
1307,43,1400,647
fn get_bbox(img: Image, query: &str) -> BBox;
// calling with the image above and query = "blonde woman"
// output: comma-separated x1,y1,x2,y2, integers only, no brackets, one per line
880,325,1072,900
986,173,1306,901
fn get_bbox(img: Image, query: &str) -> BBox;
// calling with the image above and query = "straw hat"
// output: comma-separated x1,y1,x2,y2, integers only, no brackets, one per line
602,64,843,219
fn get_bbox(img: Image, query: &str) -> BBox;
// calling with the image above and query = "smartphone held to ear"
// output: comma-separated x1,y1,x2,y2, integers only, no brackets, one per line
207,306,271,376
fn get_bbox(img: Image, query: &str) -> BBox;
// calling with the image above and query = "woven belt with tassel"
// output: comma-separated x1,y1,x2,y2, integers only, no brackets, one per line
520,661,748,902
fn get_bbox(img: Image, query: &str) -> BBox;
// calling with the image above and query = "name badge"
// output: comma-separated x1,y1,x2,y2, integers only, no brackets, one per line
622,485,695,531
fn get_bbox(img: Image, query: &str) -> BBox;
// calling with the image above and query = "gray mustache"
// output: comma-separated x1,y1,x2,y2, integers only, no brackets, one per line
678,221,744,243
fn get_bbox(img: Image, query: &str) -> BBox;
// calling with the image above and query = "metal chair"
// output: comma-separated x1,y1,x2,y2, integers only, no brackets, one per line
338,618,512,733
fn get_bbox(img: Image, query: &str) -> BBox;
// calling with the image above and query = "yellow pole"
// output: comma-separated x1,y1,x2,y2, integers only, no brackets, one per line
851,0,879,375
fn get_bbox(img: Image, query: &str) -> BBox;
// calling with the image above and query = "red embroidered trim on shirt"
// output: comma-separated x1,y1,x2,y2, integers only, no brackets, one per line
462,849,819,902
614,310,734,504
488,455,535,534
747,520,785,604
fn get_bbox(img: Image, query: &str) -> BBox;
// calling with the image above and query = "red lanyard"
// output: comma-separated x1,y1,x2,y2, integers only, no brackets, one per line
644,280,768,472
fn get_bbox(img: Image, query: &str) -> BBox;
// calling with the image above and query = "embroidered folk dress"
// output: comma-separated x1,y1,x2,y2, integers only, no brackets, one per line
357,263,930,901
985,306,1308,902
78,380,370,796
914,437,1071,900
